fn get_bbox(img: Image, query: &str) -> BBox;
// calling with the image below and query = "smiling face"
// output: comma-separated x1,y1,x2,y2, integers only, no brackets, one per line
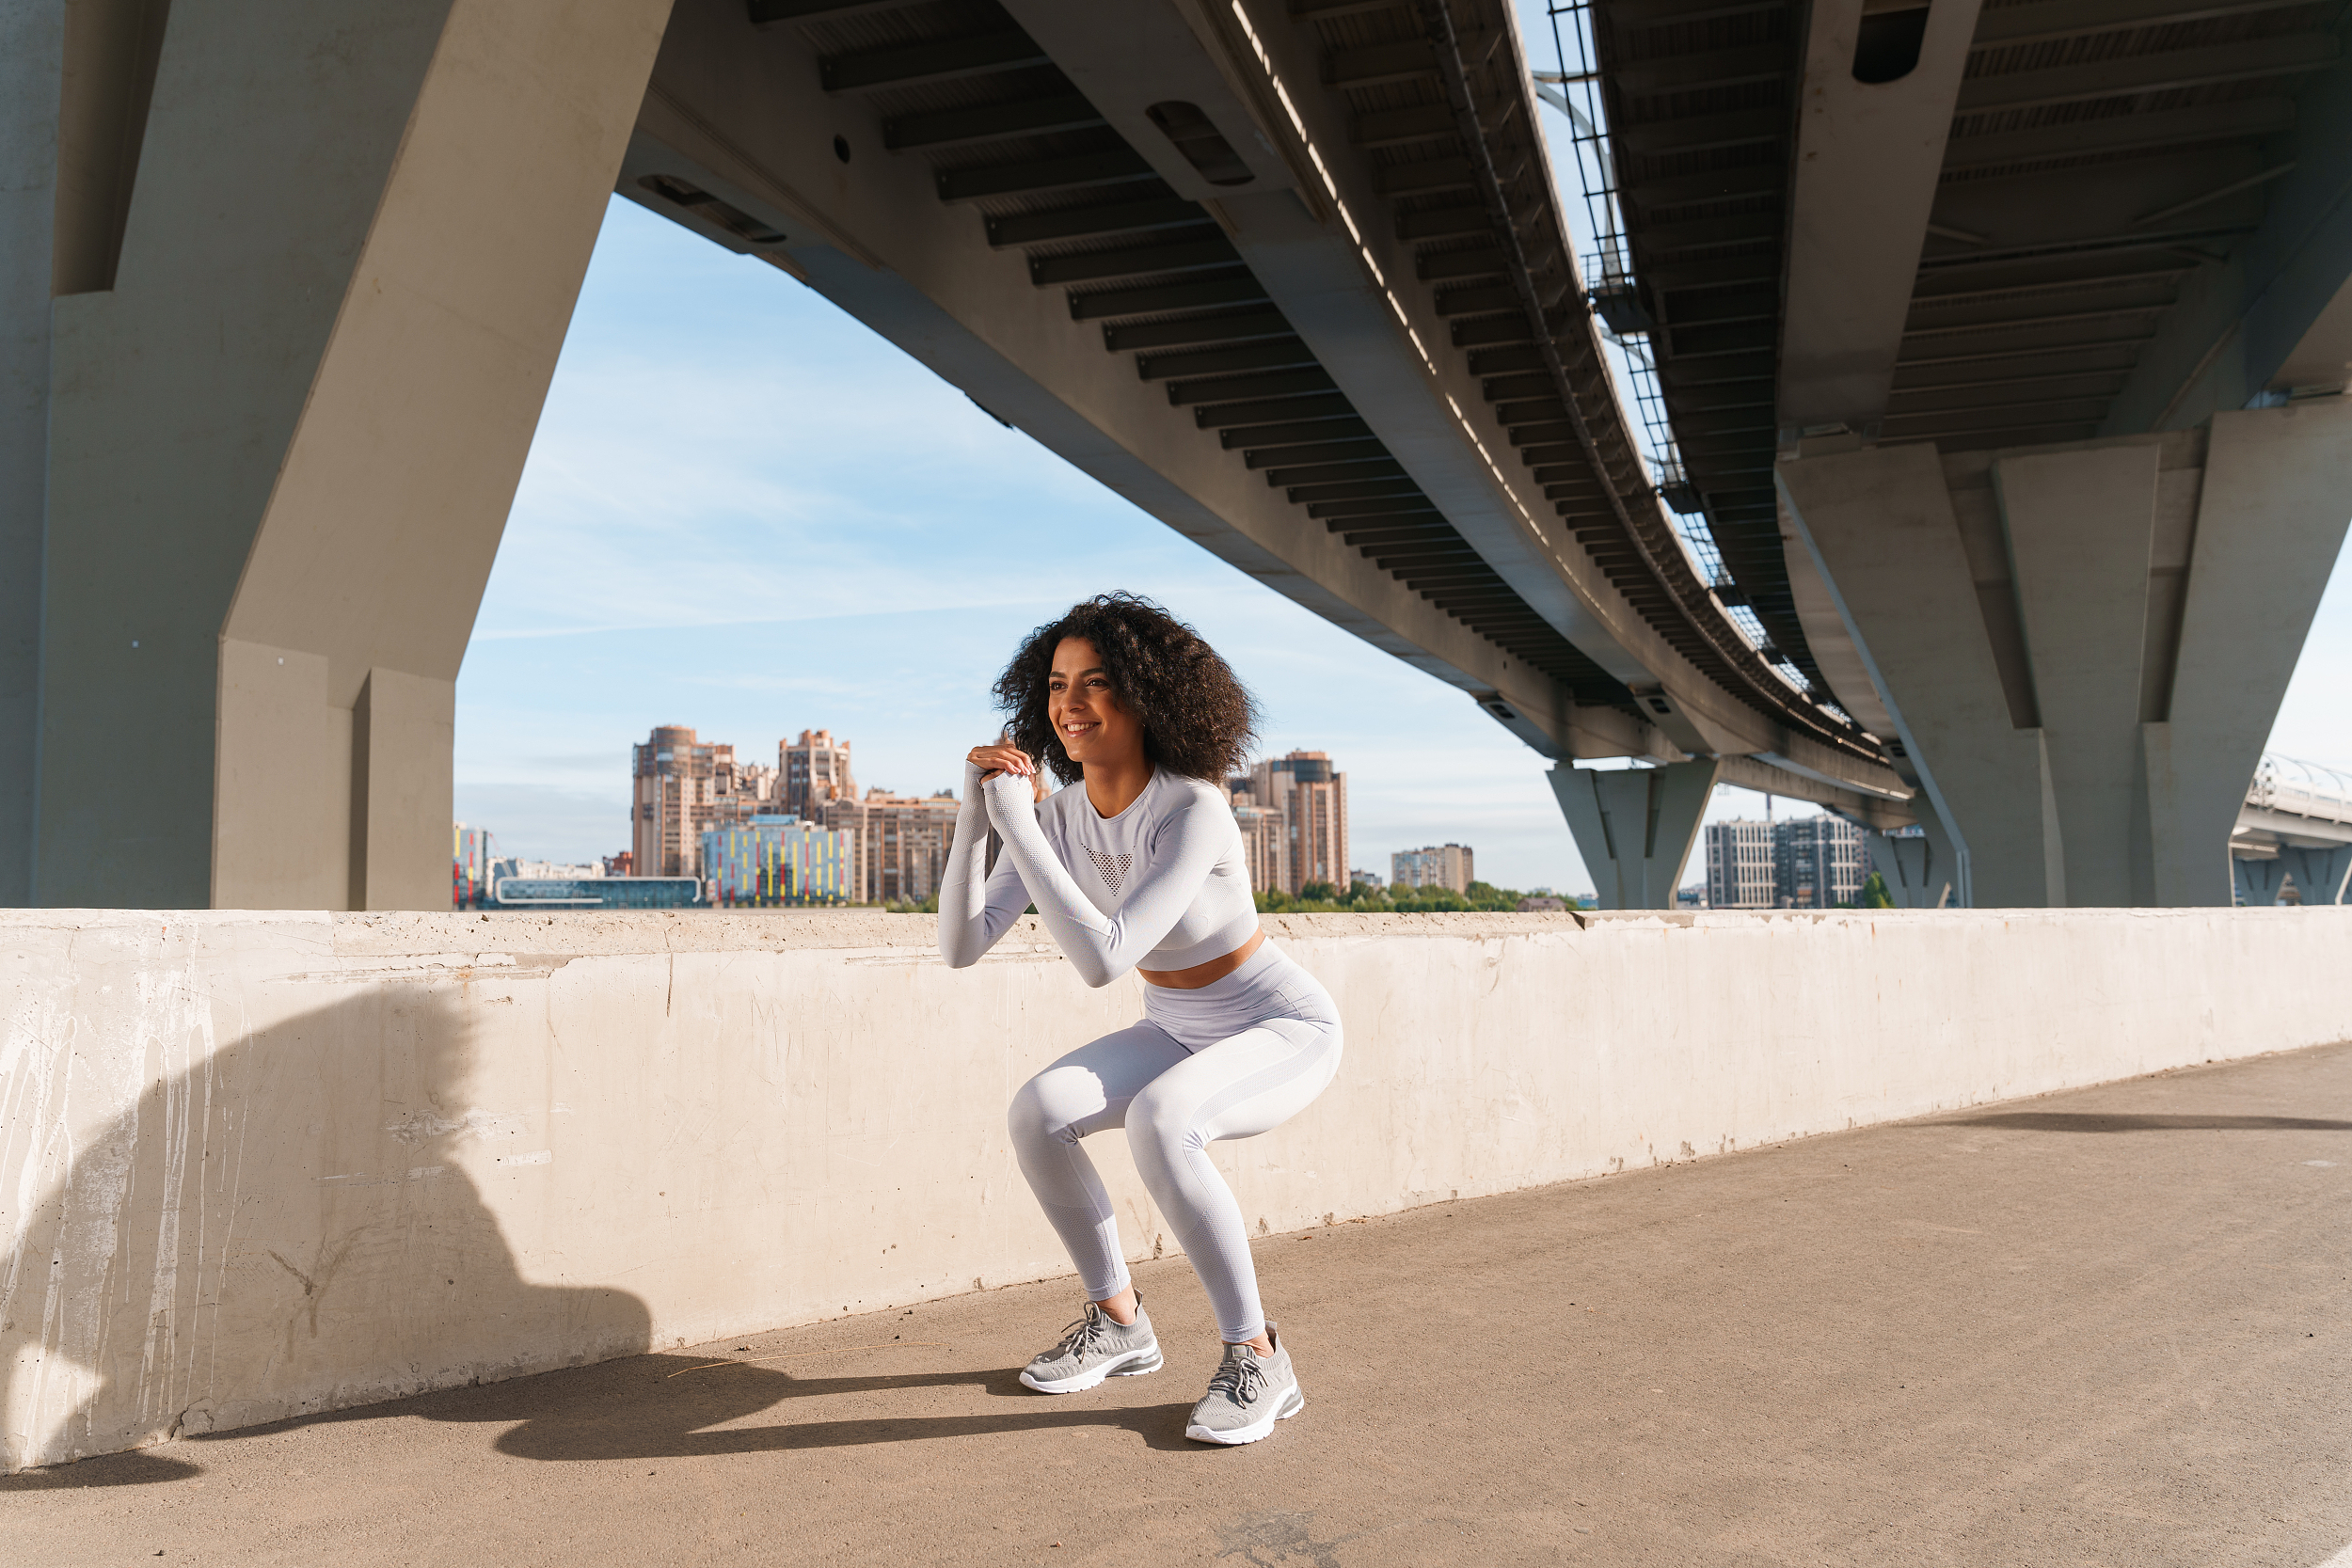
1047,637,1146,771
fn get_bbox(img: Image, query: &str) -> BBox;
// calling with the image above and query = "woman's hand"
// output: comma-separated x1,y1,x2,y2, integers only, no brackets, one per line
981,765,1041,825
967,742,1035,781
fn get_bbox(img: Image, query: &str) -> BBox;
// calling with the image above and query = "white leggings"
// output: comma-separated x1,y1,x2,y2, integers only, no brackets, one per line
1007,942,1343,1344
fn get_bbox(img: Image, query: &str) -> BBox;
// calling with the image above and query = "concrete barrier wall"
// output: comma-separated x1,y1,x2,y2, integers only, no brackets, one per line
5,906,2348,1471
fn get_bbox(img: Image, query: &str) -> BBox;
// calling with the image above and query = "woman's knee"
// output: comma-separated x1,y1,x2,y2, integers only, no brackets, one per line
1125,1080,1204,1168
1008,1068,1093,1148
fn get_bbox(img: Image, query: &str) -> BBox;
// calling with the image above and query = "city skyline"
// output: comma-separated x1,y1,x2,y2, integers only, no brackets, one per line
567,722,1437,900
453,197,2352,897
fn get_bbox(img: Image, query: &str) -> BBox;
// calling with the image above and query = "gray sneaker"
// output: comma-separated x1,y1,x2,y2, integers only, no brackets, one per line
1184,1325,1306,1445
1018,1298,1163,1393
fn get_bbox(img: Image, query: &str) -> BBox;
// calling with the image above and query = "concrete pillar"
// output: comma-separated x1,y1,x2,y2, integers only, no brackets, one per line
2145,401,2352,905
1780,400,2352,908
1775,442,2061,907
1867,829,1953,910
2279,846,2352,907
0,2,71,905
1992,443,2160,908
1550,760,1720,911
2233,856,2288,907
10,0,670,908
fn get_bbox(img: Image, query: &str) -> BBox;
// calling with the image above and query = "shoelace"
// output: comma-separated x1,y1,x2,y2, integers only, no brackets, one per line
1049,1304,1113,1360
1204,1347,1266,1408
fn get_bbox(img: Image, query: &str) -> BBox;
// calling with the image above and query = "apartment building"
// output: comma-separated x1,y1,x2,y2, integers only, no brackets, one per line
1392,843,1474,894
1705,818,1778,909
823,788,961,905
1705,814,1868,909
1776,813,1868,909
782,729,858,820
1246,751,1348,895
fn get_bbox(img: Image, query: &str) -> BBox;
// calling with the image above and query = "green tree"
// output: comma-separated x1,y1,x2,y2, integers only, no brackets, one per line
1463,879,1527,911
1860,871,1896,910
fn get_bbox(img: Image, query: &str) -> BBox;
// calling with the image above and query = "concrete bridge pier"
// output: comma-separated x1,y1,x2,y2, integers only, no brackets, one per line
1,0,668,909
1865,828,1954,910
1549,759,1719,910
2280,846,2352,906
1778,400,2352,908
2243,845,2352,908
2234,854,2292,907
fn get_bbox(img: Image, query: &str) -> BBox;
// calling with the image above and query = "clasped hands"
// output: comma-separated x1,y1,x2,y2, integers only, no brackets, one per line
967,743,1045,819
966,742,1036,782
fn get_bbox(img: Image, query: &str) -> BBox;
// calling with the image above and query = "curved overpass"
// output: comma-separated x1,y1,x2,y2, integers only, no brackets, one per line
623,0,1911,798
8,0,2341,909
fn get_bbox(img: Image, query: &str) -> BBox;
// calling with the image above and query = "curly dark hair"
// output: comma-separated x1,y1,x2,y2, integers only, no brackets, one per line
993,594,1259,785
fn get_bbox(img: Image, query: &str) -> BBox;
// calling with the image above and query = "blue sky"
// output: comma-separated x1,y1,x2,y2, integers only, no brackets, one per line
455,199,2352,895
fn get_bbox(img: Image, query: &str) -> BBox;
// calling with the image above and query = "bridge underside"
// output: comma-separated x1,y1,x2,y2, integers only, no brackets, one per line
1593,0,2352,683
5,0,2341,911
1587,0,2352,907
626,0,1899,784
1,0,1908,911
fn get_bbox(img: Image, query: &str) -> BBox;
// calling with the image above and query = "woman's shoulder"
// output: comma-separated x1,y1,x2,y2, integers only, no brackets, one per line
1158,773,1237,817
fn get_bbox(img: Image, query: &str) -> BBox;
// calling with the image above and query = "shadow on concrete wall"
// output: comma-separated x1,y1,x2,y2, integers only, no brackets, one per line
1,989,649,1481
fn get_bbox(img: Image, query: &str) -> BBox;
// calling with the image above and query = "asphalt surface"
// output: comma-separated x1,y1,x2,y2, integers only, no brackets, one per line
9,1042,2352,1568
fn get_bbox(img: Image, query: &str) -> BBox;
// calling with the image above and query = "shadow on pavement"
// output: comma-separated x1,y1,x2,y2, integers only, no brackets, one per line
166,1353,1204,1459
458,1354,1204,1457
0,1449,204,1491
1940,1112,2352,1133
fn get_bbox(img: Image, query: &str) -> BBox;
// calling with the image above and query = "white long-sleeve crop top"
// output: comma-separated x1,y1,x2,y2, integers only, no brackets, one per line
937,762,1260,988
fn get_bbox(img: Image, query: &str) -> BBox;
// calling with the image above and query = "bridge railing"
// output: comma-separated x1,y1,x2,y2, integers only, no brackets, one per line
2248,753,2352,824
1534,2,1852,728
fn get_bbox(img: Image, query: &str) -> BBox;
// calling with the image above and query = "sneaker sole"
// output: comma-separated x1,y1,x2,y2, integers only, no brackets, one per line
1018,1347,1163,1394
1184,1384,1306,1445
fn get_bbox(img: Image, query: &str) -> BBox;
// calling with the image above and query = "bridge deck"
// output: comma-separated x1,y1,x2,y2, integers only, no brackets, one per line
10,1042,2351,1566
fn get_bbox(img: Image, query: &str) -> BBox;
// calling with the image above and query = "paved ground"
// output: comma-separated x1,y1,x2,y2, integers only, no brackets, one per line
9,1043,2352,1567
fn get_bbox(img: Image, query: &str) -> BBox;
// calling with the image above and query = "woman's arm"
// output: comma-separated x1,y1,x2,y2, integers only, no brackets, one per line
938,762,1033,967
981,772,1227,988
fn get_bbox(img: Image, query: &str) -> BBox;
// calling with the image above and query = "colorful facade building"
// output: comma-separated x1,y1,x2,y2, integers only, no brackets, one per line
700,816,856,906
453,824,496,909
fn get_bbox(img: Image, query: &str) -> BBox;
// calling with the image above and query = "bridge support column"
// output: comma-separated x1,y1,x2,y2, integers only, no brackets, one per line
1550,760,1719,911
1867,828,1955,909
5,0,668,907
2234,856,2289,906
2280,846,2352,906
1780,400,2352,908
